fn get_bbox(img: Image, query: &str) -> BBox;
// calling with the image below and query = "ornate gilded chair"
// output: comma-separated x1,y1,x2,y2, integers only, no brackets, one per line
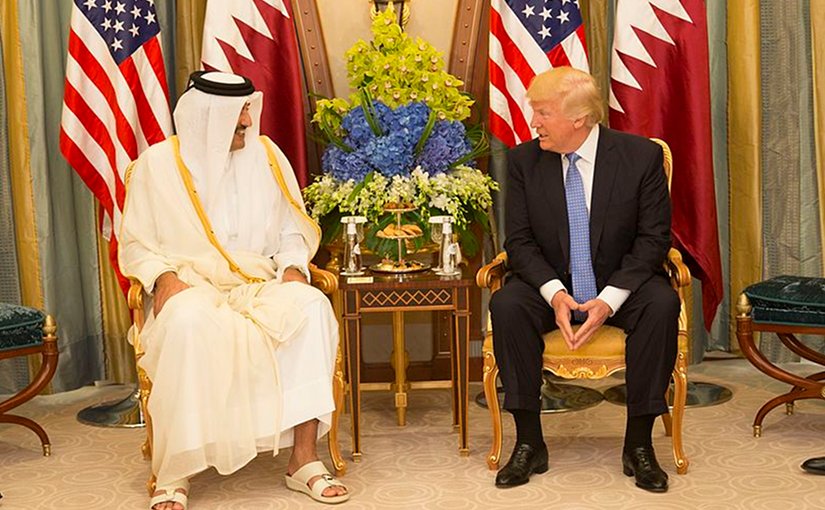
127,265,346,495
0,304,59,455
477,138,690,474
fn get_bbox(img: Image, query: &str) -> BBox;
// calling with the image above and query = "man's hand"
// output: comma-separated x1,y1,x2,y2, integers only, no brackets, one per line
570,299,611,350
153,272,189,316
551,290,579,350
283,266,309,285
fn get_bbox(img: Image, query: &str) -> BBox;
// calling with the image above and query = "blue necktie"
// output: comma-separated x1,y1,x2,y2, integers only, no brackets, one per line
565,152,598,321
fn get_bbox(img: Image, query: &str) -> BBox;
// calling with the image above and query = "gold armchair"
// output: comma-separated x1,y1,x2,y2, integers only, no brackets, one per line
477,139,690,474
127,265,347,495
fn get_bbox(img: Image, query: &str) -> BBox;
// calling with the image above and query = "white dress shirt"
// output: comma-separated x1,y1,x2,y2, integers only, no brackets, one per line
538,124,631,315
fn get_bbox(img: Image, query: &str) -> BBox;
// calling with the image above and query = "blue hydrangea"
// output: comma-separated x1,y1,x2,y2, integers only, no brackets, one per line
415,120,472,175
323,100,472,181
365,133,414,177
380,102,429,144
322,145,371,182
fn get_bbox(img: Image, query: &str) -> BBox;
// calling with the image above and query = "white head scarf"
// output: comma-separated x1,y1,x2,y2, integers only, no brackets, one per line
172,72,279,254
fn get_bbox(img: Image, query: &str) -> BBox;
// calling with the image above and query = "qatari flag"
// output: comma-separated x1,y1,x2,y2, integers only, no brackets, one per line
609,0,722,330
201,0,309,187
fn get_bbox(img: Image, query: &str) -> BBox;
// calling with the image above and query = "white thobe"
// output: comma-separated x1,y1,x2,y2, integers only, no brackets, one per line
119,136,337,487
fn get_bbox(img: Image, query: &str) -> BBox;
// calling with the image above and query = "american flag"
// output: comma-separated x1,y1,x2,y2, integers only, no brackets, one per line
489,0,589,147
60,0,172,292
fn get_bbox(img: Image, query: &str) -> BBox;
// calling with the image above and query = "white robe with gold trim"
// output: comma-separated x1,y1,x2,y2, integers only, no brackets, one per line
118,136,337,487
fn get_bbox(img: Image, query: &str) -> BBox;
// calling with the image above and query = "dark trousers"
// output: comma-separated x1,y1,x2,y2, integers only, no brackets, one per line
489,274,679,417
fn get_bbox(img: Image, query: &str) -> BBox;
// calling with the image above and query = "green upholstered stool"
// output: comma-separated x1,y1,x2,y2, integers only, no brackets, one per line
0,303,59,455
736,276,825,437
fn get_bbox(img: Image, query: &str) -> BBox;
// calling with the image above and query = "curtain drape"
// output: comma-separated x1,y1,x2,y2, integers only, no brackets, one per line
0,18,28,393
174,0,206,99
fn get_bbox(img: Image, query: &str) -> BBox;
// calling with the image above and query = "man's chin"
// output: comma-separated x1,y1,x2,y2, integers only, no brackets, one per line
230,137,246,151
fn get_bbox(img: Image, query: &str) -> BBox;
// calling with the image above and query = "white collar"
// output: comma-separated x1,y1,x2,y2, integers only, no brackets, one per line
567,124,599,163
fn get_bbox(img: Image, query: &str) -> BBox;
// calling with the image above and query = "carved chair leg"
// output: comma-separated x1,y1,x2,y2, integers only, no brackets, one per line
670,359,689,474
329,345,347,476
483,351,502,470
0,336,58,455
147,474,157,497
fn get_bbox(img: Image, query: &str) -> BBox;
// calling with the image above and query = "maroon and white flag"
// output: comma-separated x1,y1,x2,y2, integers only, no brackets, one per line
609,0,723,329
201,0,309,187
60,0,173,293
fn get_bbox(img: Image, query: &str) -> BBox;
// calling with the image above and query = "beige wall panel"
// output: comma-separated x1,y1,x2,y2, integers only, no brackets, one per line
318,0,459,97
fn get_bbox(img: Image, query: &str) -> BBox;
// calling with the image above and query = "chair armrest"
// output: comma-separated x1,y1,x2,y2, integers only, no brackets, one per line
665,248,691,290
476,252,508,294
128,279,145,331
310,264,338,296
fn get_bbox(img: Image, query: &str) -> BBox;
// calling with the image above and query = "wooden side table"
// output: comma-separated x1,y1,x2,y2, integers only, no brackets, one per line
339,268,472,460
736,275,825,437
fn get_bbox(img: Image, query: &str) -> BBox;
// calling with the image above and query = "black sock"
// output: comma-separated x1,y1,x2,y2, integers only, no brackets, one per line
624,414,656,450
510,409,543,448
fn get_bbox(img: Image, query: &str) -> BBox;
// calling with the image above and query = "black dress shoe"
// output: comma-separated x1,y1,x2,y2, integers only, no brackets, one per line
622,445,669,493
495,442,549,487
802,456,825,475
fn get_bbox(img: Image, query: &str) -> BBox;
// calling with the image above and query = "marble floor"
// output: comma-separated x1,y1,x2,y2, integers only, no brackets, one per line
2,358,825,509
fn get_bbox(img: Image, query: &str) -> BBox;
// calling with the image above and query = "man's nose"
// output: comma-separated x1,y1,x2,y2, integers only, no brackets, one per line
240,111,252,127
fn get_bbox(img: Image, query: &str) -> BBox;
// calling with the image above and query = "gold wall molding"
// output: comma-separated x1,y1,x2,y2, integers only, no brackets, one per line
448,0,486,101
292,0,334,176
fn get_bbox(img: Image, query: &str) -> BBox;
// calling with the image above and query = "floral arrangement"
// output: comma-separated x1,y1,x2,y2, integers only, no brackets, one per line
303,5,497,258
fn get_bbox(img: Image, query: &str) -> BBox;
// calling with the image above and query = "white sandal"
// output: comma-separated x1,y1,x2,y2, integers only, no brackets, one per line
285,460,350,504
149,479,189,510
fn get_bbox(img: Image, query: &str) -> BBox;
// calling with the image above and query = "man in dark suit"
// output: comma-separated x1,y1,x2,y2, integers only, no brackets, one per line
490,67,679,492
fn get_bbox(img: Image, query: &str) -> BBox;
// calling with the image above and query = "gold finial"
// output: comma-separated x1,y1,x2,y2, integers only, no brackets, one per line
736,293,752,318
370,0,412,29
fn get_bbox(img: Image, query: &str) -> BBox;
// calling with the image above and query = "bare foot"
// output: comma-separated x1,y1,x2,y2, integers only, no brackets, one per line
287,456,348,498
150,487,188,510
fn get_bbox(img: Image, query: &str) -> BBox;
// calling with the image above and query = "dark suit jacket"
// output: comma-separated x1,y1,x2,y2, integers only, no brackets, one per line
503,126,671,296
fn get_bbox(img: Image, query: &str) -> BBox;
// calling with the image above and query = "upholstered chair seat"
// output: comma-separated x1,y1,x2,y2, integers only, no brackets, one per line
736,275,825,436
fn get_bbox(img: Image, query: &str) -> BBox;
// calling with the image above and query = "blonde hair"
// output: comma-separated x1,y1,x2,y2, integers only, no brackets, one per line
526,67,604,127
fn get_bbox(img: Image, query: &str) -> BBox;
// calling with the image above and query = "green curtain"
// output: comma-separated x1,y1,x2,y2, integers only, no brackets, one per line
757,0,823,361
0,22,29,393
14,0,104,391
0,0,180,392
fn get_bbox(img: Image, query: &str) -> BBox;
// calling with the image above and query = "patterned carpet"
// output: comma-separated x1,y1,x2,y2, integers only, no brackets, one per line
2,358,825,509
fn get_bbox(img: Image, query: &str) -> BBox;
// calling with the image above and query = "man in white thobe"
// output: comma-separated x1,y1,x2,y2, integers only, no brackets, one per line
119,71,349,509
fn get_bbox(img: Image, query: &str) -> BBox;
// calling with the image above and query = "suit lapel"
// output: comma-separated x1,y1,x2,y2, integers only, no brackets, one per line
590,128,617,263
538,150,569,263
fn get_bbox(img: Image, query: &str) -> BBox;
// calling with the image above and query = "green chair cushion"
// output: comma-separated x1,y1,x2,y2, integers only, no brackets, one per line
0,303,45,351
744,276,825,327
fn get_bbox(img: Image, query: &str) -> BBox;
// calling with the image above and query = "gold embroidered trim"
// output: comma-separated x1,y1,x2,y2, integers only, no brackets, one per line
259,136,322,238
170,136,264,284
123,160,138,189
